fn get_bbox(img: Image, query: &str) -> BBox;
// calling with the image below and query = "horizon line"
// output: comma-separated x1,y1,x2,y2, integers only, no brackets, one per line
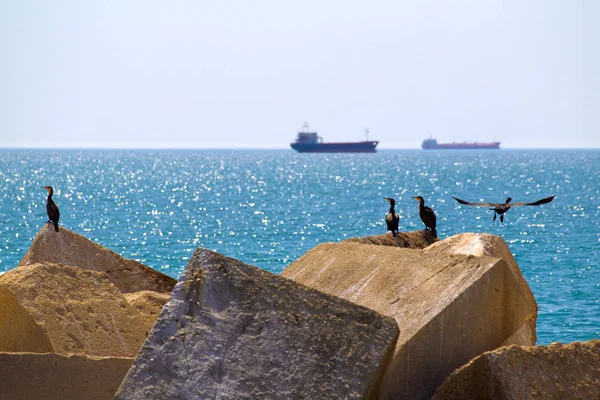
1,146,599,151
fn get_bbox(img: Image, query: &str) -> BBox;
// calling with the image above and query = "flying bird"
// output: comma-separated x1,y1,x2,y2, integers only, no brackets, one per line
43,186,60,232
412,196,437,237
384,197,399,237
452,195,556,223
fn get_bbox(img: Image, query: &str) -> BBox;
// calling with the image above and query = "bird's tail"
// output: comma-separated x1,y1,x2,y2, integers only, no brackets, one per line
53,222,59,232
431,227,437,238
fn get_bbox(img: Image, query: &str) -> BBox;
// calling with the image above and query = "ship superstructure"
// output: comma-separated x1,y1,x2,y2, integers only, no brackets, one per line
290,124,378,153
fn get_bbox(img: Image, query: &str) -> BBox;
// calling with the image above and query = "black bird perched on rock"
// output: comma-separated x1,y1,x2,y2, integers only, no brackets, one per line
43,186,60,232
452,195,556,223
412,196,437,237
383,197,400,236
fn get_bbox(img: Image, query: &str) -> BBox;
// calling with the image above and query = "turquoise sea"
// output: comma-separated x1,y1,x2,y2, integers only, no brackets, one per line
0,149,598,345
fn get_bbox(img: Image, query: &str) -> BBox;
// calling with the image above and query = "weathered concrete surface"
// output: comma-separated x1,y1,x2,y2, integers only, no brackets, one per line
0,352,133,400
115,248,399,400
123,290,170,337
19,225,175,294
281,235,537,400
426,232,538,345
346,230,439,248
0,263,148,357
433,340,600,400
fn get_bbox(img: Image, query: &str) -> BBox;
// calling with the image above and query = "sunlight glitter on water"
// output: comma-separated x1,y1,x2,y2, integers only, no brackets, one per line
0,149,599,344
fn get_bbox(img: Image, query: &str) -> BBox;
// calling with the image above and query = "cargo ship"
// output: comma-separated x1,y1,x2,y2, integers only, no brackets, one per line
290,124,379,153
421,138,500,150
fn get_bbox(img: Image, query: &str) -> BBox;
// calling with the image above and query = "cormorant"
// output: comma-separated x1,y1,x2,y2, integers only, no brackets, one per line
452,195,556,223
413,196,437,237
43,186,60,232
384,197,399,236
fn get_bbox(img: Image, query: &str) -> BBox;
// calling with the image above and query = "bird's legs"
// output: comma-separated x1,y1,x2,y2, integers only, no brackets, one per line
493,213,497,221
500,214,504,223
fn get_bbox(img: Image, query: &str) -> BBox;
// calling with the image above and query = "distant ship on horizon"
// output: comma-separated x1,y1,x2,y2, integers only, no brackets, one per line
290,123,379,153
422,138,500,150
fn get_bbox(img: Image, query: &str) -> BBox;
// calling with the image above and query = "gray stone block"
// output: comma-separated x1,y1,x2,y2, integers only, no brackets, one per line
115,248,399,400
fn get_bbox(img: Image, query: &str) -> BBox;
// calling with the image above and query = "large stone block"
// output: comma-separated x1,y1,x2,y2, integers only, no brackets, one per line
0,263,148,357
281,234,537,399
426,232,538,345
115,248,399,400
123,290,171,336
19,225,175,294
433,340,600,399
0,352,133,400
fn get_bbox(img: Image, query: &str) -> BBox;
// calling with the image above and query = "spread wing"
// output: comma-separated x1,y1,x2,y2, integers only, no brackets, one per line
510,195,556,207
452,196,502,208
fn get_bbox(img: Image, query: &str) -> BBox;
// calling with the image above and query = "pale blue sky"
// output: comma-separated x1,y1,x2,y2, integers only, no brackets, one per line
1,0,598,148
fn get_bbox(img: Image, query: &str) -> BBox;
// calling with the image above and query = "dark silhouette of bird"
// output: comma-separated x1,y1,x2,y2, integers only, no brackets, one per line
413,196,437,237
452,195,556,223
43,186,60,232
383,197,399,236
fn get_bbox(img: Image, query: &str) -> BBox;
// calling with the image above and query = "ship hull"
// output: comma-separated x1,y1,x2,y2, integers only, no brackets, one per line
291,141,379,153
422,142,500,150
